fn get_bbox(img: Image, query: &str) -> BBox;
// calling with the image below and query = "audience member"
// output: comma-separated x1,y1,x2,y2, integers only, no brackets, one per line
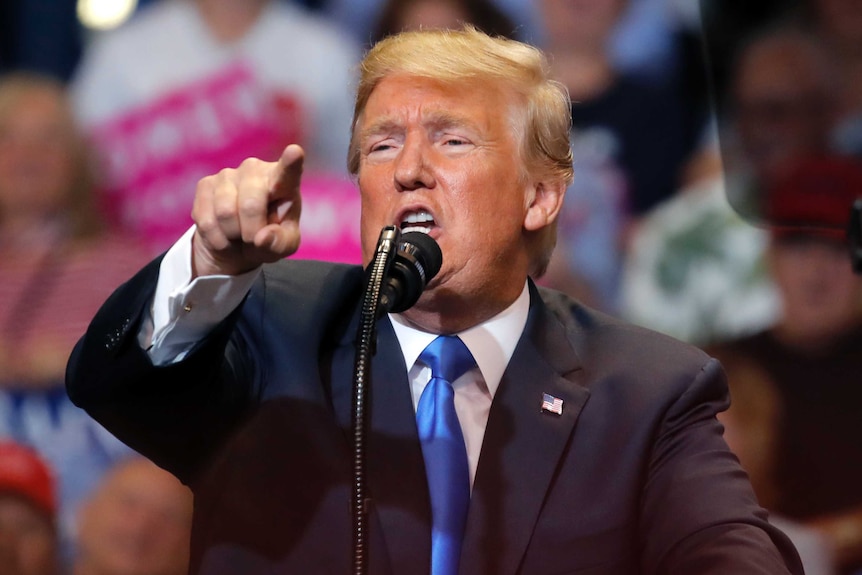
723,26,839,220
710,155,862,575
325,0,541,45
74,457,193,575
545,0,700,214
70,0,361,255
538,0,701,311
698,0,801,114
370,0,516,44
621,25,841,345
715,350,838,575
0,72,142,565
0,440,59,575
610,0,688,85
798,0,862,157
620,164,779,345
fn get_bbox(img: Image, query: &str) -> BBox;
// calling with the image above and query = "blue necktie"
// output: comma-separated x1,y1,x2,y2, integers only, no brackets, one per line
416,335,474,575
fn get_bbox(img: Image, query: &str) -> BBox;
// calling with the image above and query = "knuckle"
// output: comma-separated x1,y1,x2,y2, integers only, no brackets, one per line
211,167,238,185
194,213,218,234
238,157,264,172
195,176,212,193
195,174,218,198
213,201,237,222
238,195,266,217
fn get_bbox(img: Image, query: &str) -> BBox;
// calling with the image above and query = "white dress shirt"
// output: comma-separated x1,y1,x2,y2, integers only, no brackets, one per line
144,227,530,486
389,288,528,486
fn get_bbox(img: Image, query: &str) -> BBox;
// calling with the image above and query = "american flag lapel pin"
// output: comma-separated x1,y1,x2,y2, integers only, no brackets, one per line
541,393,563,415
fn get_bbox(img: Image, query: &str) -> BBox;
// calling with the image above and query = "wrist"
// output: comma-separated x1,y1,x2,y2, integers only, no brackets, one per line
191,233,258,278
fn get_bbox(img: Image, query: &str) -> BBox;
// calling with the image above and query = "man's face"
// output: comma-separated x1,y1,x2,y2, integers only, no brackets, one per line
733,45,831,180
816,0,862,49
541,0,625,50
77,459,192,575
769,236,862,343
0,89,76,219
0,496,56,575
355,74,541,329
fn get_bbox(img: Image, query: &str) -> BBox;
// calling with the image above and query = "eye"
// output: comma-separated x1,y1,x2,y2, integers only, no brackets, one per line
367,137,400,156
366,138,399,160
443,137,468,146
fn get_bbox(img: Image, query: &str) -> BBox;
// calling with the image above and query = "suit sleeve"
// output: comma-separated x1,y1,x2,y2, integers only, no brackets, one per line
639,358,804,575
65,255,259,485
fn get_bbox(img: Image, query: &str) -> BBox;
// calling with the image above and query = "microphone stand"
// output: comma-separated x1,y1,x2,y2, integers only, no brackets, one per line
351,225,400,575
850,199,862,274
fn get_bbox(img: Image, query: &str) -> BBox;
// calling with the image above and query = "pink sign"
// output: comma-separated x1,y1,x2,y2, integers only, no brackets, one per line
88,61,362,264
291,174,362,264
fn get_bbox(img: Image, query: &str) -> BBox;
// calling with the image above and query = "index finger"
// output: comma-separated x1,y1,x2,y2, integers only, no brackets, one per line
268,144,305,205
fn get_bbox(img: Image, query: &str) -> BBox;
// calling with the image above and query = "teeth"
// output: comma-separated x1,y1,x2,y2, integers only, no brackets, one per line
400,211,434,234
402,225,431,234
403,211,434,224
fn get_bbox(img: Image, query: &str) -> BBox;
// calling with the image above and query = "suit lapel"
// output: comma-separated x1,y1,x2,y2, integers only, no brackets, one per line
330,311,432,575
461,284,590,575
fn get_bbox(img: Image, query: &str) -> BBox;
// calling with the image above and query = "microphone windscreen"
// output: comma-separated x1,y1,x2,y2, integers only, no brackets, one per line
399,232,442,284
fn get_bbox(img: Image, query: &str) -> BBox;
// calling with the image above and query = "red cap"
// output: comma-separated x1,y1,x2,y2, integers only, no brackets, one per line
0,441,56,517
764,155,862,240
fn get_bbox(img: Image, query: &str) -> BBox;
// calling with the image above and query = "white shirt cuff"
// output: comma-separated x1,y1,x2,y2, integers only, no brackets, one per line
147,226,261,365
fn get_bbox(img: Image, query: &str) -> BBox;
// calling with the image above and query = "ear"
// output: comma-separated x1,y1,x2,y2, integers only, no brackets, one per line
524,179,566,232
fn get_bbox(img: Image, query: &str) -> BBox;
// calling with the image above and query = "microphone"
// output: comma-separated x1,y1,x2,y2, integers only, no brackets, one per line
379,231,443,314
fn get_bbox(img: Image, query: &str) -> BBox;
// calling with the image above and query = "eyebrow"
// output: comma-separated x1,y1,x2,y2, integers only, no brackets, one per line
360,110,478,141
359,117,402,141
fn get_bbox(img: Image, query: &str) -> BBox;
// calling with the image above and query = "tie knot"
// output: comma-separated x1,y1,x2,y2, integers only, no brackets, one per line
419,335,476,384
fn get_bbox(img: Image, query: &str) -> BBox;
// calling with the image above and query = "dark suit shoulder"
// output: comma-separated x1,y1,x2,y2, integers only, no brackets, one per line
533,286,727,433
536,285,712,378
534,287,802,575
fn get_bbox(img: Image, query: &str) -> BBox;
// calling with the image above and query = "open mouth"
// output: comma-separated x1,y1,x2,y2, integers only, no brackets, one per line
400,210,435,234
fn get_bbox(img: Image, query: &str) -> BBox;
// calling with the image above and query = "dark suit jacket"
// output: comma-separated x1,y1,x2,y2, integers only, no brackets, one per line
66,258,803,575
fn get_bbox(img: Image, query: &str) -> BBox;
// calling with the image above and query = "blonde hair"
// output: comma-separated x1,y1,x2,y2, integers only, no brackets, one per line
0,72,101,239
348,26,573,276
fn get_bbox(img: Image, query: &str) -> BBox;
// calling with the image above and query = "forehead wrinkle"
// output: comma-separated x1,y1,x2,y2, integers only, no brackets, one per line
359,116,403,143
361,107,481,140
422,108,478,131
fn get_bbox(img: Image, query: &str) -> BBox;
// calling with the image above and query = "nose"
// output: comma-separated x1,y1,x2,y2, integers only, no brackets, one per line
393,133,435,192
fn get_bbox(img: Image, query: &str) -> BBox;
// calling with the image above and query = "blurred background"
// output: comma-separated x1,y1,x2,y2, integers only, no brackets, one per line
1,1,860,574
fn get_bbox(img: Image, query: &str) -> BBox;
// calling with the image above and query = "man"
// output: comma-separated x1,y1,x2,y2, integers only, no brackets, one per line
69,0,359,254
74,456,193,575
712,155,862,575
727,26,838,219
538,0,699,312
0,441,58,575
622,26,839,346
67,27,803,574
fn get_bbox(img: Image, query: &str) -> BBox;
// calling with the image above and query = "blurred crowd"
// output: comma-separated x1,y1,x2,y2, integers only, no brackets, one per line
1,0,861,574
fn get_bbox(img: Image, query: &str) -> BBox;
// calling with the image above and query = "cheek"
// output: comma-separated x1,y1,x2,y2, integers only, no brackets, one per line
358,167,392,213
770,258,801,289
358,184,392,265
823,273,862,306
358,200,376,265
23,532,56,557
449,165,525,214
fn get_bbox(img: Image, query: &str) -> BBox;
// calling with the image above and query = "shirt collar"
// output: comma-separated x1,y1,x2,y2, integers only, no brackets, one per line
389,281,530,398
